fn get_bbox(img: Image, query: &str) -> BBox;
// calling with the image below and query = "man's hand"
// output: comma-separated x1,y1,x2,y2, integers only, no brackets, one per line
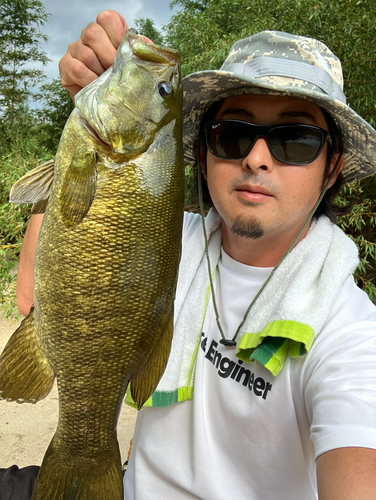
59,10,128,99
59,10,154,99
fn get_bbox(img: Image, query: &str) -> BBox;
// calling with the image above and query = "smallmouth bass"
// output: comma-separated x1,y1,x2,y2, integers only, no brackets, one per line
0,31,184,500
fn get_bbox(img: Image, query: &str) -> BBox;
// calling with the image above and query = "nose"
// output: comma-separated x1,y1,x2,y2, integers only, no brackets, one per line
241,137,275,173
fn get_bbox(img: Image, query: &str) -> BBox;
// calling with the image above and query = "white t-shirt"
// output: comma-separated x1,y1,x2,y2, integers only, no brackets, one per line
124,212,376,499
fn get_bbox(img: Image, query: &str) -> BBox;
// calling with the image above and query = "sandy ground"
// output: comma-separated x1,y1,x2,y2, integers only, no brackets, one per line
0,313,137,469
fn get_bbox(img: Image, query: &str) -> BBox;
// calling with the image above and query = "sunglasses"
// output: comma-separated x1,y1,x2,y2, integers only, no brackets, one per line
204,119,331,165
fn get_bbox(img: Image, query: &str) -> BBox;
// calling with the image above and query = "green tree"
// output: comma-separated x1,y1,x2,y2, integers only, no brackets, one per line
164,0,376,300
0,145,51,318
134,17,164,45
0,0,52,317
0,0,50,140
34,78,74,153
165,0,376,127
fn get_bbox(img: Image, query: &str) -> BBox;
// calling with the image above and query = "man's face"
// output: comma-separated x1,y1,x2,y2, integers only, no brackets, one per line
205,94,339,249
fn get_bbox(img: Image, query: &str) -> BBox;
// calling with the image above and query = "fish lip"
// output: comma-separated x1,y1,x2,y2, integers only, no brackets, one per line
81,117,111,150
235,184,274,196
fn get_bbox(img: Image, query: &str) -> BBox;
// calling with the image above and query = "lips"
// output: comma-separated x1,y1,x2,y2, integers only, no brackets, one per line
233,183,275,203
235,184,273,196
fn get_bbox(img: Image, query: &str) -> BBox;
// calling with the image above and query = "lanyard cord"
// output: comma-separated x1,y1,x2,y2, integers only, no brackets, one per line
197,153,343,346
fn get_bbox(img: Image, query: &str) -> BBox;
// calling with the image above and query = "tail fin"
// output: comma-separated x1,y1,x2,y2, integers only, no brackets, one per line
0,307,55,403
31,435,123,500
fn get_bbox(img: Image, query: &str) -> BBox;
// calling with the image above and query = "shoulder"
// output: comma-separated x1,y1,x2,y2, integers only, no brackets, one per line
301,274,376,404
303,275,376,368
320,275,376,336
302,278,376,459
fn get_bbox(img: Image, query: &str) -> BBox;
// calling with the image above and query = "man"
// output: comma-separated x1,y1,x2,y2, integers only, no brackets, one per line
15,10,376,500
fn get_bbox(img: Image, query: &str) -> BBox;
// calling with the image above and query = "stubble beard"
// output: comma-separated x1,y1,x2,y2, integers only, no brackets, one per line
231,214,264,240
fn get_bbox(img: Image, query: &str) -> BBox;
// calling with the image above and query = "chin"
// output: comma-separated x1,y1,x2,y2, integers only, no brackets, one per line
230,215,264,240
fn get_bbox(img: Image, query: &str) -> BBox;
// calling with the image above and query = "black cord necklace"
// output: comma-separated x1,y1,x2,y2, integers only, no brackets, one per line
197,153,342,347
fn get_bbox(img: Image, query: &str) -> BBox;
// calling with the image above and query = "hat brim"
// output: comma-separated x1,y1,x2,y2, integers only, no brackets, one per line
182,70,376,182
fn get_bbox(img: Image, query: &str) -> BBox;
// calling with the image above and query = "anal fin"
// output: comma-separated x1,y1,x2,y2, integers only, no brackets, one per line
130,314,174,410
0,307,55,403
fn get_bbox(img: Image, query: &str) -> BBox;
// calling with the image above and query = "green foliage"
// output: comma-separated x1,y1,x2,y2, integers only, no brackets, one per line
164,0,376,126
0,0,50,136
34,78,74,151
0,0,376,317
0,1,55,318
184,164,196,209
0,140,51,318
134,17,164,45
337,181,376,301
165,0,376,300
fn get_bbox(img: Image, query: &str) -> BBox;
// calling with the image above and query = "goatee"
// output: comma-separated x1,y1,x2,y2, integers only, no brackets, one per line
231,215,264,239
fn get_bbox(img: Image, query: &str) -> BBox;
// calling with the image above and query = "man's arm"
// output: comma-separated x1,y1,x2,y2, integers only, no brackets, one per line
17,214,43,316
316,447,376,499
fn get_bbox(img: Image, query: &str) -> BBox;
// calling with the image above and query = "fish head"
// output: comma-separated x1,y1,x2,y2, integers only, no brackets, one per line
75,31,182,158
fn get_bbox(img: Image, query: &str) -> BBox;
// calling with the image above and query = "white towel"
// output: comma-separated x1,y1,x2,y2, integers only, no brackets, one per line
127,210,359,408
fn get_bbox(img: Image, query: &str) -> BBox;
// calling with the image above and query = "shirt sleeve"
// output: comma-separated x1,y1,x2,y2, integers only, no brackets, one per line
303,277,376,460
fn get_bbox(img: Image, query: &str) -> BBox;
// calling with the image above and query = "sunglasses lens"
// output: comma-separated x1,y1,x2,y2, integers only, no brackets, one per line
270,127,324,163
206,121,325,164
207,121,254,159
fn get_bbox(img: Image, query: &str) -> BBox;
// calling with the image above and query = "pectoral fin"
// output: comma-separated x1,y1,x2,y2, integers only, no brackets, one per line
9,159,54,204
130,314,174,410
0,307,55,403
59,145,97,227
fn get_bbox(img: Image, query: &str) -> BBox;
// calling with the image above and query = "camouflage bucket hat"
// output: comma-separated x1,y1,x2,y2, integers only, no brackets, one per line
182,30,376,182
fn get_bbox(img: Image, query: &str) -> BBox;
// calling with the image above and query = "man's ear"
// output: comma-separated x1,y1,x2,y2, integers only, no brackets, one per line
327,152,344,188
199,148,207,180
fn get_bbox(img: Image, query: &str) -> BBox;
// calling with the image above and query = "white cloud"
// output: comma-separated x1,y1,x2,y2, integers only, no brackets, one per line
39,0,176,81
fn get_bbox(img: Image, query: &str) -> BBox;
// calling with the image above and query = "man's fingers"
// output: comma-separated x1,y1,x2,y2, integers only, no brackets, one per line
96,10,128,49
58,9,153,99
63,84,86,100
80,22,118,71
59,51,101,99
139,35,154,44
68,35,106,75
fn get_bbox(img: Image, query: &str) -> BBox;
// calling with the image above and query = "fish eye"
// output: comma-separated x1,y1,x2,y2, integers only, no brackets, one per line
158,81,173,97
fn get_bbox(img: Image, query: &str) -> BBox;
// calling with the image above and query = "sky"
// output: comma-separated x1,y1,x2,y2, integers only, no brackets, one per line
39,0,179,82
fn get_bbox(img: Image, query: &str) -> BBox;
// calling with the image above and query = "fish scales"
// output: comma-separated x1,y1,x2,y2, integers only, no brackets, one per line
0,31,184,499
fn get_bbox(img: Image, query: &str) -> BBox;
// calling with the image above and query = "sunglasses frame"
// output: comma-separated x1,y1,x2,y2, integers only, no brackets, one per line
204,119,331,166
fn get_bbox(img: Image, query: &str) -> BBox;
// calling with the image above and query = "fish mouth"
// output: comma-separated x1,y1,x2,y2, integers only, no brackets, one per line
81,117,111,150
